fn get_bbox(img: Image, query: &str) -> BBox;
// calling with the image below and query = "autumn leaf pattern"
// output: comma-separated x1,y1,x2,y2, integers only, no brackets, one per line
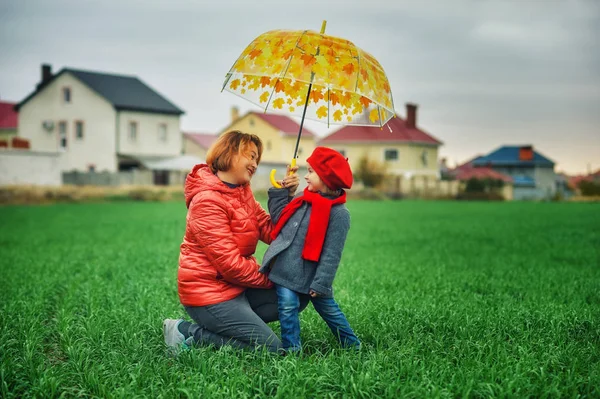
223,28,394,126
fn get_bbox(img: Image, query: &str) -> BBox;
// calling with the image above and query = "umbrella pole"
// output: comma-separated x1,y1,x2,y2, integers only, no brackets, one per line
293,82,313,160
269,82,312,188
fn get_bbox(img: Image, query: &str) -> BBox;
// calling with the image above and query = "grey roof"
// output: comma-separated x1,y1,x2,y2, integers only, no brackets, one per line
17,68,184,115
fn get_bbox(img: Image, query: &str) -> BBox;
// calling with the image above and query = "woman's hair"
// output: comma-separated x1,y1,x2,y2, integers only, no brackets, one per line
206,130,263,174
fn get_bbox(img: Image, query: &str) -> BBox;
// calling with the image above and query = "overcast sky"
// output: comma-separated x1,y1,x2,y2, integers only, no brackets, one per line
1,0,598,174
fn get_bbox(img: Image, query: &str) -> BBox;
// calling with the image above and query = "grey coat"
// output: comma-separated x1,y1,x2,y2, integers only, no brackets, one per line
259,188,350,298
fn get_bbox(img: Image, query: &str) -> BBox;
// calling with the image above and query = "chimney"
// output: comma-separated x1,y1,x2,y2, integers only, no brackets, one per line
41,64,52,84
231,106,239,122
36,64,52,90
406,103,417,129
519,145,534,161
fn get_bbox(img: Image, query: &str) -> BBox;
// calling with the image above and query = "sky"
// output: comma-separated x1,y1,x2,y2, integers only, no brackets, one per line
1,0,598,174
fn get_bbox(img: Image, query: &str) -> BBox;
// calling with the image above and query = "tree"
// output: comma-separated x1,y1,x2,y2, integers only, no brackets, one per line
355,156,386,188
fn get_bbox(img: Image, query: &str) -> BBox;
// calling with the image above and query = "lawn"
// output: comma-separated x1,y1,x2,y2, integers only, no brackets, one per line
1,200,599,398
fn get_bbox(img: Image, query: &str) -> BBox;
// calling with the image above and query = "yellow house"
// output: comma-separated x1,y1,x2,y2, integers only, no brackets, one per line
319,103,443,179
219,107,317,167
182,132,218,160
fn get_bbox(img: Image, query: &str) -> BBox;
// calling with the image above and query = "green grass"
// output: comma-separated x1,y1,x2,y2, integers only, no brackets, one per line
1,200,599,398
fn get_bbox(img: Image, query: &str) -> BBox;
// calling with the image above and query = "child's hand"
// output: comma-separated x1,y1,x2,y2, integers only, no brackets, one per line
280,164,300,195
309,290,319,298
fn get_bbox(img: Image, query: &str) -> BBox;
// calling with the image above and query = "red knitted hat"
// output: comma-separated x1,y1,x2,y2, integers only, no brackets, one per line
306,147,353,190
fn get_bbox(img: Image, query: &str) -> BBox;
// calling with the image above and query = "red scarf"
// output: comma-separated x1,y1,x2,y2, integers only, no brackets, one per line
271,188,346,262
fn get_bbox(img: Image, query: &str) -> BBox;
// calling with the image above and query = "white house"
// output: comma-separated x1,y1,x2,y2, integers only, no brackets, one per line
15,64,185,173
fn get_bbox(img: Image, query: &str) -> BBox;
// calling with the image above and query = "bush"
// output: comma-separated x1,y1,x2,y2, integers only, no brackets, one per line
465,178,505,193
354,156,386,188
578,180,600,196
456,192,505,201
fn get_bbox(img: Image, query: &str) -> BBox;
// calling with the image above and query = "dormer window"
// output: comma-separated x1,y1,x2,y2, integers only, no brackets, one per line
62,87,71,103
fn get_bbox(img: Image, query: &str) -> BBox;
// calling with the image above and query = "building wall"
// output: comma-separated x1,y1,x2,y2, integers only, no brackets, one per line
493,165,556,200
534,166,557,199
18,72,118,172
225,114,316,166
182,137,208,160
324,142,440,177
117,110,181,157
0,150,63,186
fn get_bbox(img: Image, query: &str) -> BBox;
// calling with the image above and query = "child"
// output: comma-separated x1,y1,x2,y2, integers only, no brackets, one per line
259,147,360,352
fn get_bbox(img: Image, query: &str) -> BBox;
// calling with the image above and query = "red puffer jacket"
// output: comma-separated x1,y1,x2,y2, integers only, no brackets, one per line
178,164,273,306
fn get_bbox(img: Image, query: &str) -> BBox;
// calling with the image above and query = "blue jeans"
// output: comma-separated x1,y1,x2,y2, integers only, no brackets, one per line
275,285,361,351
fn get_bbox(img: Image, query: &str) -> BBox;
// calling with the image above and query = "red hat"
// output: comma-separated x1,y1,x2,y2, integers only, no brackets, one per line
306,147,353,190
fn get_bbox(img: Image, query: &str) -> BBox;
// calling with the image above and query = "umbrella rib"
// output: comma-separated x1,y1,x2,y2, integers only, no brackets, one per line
221,40,260,92
280,30,307,81
264,30,309,114
327,86,330,128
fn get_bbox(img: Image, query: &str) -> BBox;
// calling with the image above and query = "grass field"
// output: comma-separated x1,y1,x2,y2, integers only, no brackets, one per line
1,200,599,398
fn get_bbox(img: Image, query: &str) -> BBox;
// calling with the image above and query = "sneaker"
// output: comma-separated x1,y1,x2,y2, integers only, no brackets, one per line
163,318,190,355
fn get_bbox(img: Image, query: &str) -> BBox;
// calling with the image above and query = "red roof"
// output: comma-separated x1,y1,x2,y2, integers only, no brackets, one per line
250,112,315,138
451,158,512,183
319,115,442,145
0,101,18,129
183,132,218,149
454,167,513,183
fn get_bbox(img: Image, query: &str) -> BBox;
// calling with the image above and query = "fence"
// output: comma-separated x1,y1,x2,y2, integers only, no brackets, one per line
62,169,188,187
0,149,62,186
381,175,460,198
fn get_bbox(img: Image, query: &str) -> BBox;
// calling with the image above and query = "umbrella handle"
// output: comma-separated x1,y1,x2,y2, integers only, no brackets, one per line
270,158,297,188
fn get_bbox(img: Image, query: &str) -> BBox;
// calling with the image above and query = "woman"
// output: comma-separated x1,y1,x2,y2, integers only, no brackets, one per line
163,130,304,353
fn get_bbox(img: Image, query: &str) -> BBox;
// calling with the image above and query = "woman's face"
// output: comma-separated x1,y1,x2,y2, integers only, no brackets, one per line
229,142,259,185
304,162,327,193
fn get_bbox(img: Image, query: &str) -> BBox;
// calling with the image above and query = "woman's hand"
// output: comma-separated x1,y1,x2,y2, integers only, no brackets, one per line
280,164,300,195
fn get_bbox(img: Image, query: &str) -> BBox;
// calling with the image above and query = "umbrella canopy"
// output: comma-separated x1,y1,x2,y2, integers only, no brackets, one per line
222,23,395,129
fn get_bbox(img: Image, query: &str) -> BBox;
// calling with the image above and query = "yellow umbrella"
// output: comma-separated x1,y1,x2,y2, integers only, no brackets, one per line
222,20,395,187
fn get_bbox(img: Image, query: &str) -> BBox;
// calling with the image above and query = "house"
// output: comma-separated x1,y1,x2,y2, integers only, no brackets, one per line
318,103,443,179
219,107,317,167
15,64,185,173
472,145,557,200
0,101,18,144
182,132,218,160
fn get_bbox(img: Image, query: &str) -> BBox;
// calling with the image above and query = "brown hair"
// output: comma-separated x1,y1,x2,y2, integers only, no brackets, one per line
206,130,263,174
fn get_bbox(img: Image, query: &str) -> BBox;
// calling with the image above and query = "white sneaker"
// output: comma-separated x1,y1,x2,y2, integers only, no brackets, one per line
163,319,189,355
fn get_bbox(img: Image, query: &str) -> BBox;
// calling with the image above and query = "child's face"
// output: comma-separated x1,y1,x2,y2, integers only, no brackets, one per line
304,162,327,193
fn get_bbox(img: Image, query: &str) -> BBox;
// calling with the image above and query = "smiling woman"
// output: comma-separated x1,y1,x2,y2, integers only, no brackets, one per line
163,130,304,354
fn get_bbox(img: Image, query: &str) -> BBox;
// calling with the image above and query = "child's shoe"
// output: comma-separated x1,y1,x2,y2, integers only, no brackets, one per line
163,318,190,356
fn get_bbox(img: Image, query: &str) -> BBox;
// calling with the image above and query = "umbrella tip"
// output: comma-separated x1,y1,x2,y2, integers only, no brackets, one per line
321,20,327,34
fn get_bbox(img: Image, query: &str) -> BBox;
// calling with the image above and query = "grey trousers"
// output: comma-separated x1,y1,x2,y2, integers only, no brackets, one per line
184,288,308,352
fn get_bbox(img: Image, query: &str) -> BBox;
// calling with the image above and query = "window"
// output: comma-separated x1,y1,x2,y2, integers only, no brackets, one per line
249,118,255,127
158,124,167,141
337,149,346,157
63,87,71,103
266,140,272,151
129,122,138,141
58,121,67,150
75,121,84,140
421,150,428,166
384,149,398,161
